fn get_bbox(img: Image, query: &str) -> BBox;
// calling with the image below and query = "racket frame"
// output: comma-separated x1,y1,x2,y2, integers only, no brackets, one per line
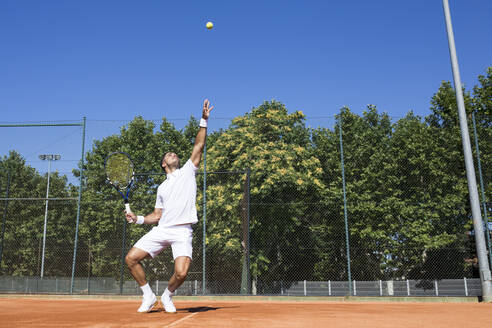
104,151,135,214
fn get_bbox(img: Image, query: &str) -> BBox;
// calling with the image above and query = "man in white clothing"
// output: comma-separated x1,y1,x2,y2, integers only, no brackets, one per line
125,99,213,313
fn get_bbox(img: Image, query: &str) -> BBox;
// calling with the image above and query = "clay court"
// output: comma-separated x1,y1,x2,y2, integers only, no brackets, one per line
0,296,491,328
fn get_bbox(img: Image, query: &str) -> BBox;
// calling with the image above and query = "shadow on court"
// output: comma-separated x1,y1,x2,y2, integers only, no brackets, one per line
179,306,237,313
146,305,236,314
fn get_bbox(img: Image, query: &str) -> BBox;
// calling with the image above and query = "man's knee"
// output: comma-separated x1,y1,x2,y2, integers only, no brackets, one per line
175,269,188,281
125,253,137,267
125,249,148,268
174,256,191,281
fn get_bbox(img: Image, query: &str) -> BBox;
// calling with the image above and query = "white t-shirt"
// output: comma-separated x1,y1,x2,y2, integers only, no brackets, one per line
155,159,199,227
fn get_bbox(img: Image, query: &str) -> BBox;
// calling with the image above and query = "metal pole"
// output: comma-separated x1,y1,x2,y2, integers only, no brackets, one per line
339,114,352,295
472,111,492,267
40,159,52,278
0,171,11,264
241,168,251,294
246,168,251,294
120,219,127,294
0,123,82,127
202,143,207,295
442,0,492,302
71,117,86,294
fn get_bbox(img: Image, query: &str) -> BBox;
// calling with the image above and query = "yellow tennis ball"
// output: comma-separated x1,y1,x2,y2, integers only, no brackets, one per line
206,21,213,30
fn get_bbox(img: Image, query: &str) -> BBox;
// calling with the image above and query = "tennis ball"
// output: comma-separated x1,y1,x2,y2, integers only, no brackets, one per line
206,21,213,30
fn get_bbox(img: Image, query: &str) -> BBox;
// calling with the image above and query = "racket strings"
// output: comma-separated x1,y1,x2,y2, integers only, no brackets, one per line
105,153,134,188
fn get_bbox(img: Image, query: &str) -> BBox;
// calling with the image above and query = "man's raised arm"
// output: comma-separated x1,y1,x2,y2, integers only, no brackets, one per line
190,99,213,167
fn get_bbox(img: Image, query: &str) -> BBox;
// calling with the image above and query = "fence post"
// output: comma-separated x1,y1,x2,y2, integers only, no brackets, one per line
464,277,468,296
241,168,251,294
472,111,492,268
202,143,207,295
387,280,394,296
304,280,307,296
328,280,331,296
379,280,383,296
71,117,86,295
0,171,11,265
119,219,127,295
339,115,352,296
353,280,356,296
435,280,439,296
406,280,410,296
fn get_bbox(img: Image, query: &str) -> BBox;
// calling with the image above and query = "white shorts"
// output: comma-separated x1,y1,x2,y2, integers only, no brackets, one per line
133,225,193,260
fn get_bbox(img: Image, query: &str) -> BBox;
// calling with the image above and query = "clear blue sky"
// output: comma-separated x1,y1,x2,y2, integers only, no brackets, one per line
1,1,491,178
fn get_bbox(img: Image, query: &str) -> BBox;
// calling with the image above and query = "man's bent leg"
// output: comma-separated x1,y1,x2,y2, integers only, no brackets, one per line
167,256,192,292
125,247,151,286
162,256,191,313
126,247,158,313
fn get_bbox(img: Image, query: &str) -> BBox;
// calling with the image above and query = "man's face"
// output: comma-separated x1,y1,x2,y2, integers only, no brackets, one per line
162,152,179,170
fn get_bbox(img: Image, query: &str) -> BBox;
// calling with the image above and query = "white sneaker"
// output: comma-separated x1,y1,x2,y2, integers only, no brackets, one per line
137,293,158,313
161,290,176,313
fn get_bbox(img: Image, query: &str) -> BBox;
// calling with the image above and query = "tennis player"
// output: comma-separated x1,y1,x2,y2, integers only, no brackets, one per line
125,99,213,313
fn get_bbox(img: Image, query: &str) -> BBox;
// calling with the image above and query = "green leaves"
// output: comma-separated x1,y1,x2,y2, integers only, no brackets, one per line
1,67,490,283
204,101,326,285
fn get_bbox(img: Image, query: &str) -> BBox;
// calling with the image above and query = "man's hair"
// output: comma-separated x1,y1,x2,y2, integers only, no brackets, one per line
161,152,180,172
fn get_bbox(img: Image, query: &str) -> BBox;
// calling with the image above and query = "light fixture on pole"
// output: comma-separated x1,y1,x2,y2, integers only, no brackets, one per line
39,154,61,278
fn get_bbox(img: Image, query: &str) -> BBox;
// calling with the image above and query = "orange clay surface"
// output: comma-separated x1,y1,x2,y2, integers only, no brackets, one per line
0,297,491,328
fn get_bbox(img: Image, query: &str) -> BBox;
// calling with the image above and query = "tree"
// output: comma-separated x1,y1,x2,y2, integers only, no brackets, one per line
0,151,74,276
389,112,470,279
74,116,199,280
324,106,396,280
204,101,325,292
472,68,491,210
312,103,476,280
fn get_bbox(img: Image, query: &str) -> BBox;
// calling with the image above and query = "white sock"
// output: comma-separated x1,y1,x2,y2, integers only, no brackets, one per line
164,287,174,296
140,283,153,298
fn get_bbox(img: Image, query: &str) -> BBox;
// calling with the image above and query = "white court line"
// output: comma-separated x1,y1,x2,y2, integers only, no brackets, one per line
165,312,198,327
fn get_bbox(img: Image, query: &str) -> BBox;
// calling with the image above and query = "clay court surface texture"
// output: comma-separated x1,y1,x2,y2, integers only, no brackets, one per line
0,296,491,327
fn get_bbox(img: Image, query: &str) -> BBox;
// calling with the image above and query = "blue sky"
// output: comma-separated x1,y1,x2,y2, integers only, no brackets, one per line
1,1,491,178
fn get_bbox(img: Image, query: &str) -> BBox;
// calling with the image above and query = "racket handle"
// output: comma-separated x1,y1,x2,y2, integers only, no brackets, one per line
124,203,131,214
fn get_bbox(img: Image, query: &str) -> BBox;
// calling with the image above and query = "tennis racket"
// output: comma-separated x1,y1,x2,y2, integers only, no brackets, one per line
104,151,135,214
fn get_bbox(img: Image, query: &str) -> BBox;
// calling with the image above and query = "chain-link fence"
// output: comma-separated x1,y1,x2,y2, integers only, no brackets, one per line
0,115,490,297
0,199,78,278
0,168,487,296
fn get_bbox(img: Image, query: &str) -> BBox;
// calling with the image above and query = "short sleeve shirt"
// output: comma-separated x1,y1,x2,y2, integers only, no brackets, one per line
155,159,199,227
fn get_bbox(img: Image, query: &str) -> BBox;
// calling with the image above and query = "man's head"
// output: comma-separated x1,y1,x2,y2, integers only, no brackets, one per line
161,152,180,172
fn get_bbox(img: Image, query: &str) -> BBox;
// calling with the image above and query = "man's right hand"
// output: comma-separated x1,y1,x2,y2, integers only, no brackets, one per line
202,99,214,120
125,211,137,223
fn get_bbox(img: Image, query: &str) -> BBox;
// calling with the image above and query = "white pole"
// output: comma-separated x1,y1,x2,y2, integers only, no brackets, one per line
442,0,492,302
39,154,60,279
40,158,52,279
304,280,307,296
387,280,394,296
